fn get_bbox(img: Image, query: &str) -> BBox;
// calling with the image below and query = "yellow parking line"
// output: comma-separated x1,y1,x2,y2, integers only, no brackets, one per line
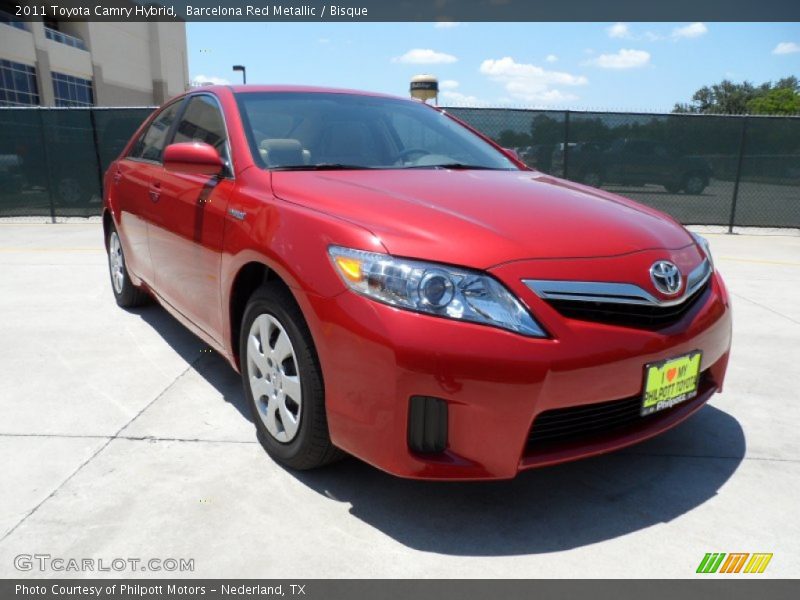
719,256,800,267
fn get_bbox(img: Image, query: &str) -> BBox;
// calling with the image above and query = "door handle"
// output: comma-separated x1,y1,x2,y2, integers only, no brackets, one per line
113,170,122,185
148,182,161,203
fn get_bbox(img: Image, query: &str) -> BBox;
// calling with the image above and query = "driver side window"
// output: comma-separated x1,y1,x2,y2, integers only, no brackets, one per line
172,95,231,172
129,101,181,162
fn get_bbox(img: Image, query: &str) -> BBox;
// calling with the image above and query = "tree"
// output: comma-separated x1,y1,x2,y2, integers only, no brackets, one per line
747,88,800,115
497,129,532,148
674,77,800,115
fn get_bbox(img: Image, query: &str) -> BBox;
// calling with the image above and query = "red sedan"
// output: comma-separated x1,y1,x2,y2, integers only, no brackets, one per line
103,86,732,480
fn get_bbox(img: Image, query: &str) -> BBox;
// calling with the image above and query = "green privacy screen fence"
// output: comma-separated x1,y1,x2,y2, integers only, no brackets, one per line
1,106,798,228
0,107,154,220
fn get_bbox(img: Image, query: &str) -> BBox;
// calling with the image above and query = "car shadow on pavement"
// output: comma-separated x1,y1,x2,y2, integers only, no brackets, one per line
291,405,746,556
133,305,253,425
134,303,745,556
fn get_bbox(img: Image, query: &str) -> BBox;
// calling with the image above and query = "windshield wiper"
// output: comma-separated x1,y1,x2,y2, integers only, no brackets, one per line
402,163,506,170
272,163,374,171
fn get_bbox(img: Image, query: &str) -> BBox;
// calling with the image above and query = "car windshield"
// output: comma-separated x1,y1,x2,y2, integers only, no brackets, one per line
235,92,518,171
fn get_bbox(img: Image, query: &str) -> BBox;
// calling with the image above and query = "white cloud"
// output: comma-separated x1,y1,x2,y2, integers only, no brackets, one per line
479,56,587,104
440,90,485,106
671,22,708,39
607,23,631,39
608,22,705,42
585,49,650,69
392,49,458,64
773,41,800,55
191,74,230,86
318,38,330,44
434,21,460,28
439,79,460,90
545,54,558,63
642,31,664,42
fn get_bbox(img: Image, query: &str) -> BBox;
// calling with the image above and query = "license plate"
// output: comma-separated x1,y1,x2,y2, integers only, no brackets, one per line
641,351,702,416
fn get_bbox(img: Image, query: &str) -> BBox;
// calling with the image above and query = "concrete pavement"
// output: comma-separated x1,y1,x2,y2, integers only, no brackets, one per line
0,222,798,578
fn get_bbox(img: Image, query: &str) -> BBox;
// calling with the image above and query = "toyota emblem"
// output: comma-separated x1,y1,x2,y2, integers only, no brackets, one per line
650,261,682,295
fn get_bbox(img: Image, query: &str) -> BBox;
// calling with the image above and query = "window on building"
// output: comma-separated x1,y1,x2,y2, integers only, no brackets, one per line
51,72,94,107
0,9,27,31
0,59,40,106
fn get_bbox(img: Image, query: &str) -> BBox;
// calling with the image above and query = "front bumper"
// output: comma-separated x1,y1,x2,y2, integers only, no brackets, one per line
303,268,732,480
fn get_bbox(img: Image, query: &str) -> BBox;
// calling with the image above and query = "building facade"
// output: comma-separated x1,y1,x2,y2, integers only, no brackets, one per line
0,12,188,107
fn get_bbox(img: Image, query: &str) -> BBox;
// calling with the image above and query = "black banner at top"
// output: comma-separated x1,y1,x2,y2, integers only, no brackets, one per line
5,0,800,22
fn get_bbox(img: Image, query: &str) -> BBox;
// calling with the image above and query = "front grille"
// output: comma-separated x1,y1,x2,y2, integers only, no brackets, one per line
527,372,713,448
545,278,711,330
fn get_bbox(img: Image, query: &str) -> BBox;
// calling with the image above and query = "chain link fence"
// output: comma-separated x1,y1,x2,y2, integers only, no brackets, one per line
0,107,154,219
1,106,798,228
449,107,800,229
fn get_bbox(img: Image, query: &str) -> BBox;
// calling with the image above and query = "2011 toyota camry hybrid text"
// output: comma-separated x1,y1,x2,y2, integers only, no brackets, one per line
103,86,732,480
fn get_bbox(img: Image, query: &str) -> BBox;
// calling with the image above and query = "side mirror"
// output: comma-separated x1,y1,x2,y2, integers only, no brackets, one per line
163,142,223,176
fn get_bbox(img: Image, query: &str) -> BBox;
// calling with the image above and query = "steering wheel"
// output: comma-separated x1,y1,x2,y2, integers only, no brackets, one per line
397,148,432,163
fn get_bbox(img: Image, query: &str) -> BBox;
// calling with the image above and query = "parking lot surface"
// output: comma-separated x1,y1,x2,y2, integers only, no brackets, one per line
0,222,798,578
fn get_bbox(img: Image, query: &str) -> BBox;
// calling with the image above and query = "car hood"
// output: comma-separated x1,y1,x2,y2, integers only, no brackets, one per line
271,169,693,269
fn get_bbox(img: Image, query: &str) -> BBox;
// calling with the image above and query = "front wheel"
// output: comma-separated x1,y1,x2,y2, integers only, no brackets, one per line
240,282,343,470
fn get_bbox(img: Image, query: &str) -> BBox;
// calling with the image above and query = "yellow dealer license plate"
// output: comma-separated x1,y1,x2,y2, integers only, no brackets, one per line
642,351,702,416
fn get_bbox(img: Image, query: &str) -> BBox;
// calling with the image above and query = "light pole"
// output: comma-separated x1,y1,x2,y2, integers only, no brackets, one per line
233,65,247,84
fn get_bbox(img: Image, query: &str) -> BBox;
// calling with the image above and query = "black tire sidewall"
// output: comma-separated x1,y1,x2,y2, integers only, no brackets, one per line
107,225,142,307
239,285,324,466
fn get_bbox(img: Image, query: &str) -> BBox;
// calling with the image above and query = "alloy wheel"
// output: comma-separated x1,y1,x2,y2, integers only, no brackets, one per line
109,231,125,294
247,313,303,443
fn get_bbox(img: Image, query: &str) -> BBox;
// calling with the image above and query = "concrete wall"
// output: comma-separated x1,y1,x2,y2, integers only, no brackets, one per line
0,21,188,107
0,23,36,65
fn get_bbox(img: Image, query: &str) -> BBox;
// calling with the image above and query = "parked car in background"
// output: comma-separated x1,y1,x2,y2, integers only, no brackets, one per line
553,138,713,194
0,153,24,193
103,86,731,480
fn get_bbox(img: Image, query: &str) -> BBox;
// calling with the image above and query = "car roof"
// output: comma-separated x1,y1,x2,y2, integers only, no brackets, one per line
189,84,409,101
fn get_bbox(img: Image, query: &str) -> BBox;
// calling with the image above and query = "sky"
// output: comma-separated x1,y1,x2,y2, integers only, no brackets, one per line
187,22,800,112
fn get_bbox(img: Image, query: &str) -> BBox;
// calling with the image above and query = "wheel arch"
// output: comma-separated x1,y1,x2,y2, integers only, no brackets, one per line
228,261,294,369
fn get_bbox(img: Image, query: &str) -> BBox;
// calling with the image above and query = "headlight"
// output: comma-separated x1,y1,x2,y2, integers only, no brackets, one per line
690,232,714,270
328,245,546,337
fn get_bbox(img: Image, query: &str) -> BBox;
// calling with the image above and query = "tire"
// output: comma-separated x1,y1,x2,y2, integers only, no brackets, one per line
106,225,148,308
240,282,343,470
57,177,83,205
582,169,603,188
683,174,707,195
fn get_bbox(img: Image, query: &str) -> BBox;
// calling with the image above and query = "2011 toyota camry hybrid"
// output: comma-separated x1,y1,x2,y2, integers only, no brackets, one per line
103,85,732,480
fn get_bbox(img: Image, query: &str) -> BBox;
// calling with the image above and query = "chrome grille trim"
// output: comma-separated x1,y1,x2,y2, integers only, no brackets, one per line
523,259,712,308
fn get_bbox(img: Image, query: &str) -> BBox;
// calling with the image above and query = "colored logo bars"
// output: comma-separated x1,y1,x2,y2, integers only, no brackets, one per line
696,552,773,574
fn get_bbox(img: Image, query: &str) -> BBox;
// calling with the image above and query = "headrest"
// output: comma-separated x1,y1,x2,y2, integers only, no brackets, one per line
259,138,304,166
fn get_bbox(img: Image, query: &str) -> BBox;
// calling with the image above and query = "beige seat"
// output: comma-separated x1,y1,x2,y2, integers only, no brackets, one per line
258,139,311,166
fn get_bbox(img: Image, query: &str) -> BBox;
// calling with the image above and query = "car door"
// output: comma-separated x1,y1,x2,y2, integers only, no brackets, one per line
621,140,655,185
146,94,233,342
112,100,183,285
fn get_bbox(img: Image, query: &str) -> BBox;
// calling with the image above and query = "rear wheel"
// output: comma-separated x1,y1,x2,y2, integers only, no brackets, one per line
684,174,707,195
107,226,148,308
240,282,342,470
